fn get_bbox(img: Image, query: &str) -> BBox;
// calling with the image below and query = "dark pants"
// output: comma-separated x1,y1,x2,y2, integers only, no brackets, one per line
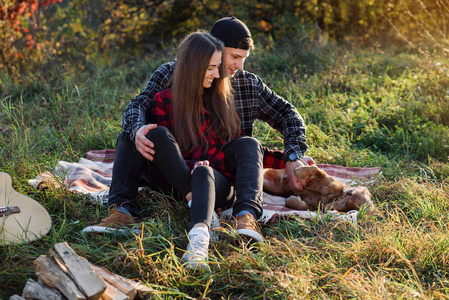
108,127,263,227
221,136,264,219
190,165,234,228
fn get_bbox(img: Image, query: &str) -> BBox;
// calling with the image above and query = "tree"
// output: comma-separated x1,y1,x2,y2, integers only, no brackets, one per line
0,0,61,75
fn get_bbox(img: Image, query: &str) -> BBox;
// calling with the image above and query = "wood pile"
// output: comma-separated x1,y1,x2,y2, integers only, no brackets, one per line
9,242,152,300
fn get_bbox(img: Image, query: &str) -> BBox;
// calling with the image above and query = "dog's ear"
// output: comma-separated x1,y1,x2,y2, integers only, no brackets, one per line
325,186,373,212
343,186,354,194
352,186,373,208
342,186,373,211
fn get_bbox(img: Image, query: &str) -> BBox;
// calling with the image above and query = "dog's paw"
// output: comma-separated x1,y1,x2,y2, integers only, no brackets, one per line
285,195,310,210
294,165,325,182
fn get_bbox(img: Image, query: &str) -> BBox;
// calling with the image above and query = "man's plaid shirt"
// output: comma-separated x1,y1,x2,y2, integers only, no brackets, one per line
121,61,308,169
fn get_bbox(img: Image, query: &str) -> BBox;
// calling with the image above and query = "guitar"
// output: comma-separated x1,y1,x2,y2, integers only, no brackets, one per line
0,172,51,245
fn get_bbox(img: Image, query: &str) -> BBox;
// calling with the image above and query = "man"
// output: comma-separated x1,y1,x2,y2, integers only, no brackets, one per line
90,17,314,241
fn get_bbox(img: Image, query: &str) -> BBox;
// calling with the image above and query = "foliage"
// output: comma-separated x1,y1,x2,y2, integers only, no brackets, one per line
384,0,449,50
0,0,62,75
2,0,449,79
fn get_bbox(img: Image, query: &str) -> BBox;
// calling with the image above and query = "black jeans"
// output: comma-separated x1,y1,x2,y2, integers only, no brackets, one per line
221,136,264,219
190,165,234,228
108,127,264,226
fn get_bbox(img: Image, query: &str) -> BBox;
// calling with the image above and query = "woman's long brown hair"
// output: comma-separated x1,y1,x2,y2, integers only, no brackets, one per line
172,31,240,154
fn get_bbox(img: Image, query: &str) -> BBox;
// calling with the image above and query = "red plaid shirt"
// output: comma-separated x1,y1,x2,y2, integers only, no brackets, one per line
150,89,241,177
262,148,285,169
151,89,287,174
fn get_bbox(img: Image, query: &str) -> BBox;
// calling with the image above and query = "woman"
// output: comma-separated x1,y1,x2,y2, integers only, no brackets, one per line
147,31,264,271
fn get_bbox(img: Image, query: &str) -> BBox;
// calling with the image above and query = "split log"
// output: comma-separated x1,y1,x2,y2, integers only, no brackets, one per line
101,280,130,300
116,278,153,300
34,255,86,300
88,261,152,300
37,278,65,299
22,278,62,300
54,242,106,300
25,242,151,300
88,261,152,299
89,263,136,300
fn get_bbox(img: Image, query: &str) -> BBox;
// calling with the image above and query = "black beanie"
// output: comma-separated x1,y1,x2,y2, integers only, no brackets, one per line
210,17,252,49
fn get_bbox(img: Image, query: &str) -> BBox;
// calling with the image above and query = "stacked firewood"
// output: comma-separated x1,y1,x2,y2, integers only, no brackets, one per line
9,242,151,300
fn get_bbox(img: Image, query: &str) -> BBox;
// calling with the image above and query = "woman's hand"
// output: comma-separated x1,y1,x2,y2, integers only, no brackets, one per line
192,160,210,174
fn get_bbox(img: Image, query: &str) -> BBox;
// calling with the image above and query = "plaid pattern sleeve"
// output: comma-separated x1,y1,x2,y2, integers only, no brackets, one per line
262,147,285,169
232,70,308,161
121,61,176,141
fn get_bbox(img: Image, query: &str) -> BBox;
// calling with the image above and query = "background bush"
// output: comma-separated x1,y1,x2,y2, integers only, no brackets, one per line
1,0,448,78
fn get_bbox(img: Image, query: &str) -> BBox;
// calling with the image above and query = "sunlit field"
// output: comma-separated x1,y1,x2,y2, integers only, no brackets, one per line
1,0,449,298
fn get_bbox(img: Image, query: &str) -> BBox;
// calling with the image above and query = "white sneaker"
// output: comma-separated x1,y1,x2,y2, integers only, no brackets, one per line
181,227,210,272
211,211,221,229
89,189,109,204
209,211,221,242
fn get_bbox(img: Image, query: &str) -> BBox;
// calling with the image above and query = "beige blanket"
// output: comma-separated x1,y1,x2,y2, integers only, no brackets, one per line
29,149,380,223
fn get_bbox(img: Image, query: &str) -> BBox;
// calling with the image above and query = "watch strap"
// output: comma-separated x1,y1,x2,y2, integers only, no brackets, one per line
283,152,304,163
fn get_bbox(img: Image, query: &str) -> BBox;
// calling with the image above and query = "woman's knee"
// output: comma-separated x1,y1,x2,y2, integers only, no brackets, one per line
146,126,171,143
191,165,214,180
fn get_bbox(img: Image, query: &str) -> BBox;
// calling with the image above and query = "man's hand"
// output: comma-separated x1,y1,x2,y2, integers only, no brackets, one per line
285,160,306,191
300,156,316,166
285,156,316,192
135,124,157,161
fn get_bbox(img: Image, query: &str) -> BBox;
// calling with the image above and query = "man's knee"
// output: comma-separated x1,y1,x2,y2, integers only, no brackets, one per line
236,136,263,153
116,133,138,154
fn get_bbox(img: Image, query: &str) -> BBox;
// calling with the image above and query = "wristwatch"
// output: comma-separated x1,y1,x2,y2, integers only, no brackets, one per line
284,152,303,163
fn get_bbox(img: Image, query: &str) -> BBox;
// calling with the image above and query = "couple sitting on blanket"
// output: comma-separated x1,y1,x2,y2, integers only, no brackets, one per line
92,18,315,271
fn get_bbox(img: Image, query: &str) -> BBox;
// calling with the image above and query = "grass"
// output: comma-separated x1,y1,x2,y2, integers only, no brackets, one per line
1,38,449,299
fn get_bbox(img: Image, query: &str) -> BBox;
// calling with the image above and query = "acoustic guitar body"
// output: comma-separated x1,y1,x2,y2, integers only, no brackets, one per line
0,172,51,245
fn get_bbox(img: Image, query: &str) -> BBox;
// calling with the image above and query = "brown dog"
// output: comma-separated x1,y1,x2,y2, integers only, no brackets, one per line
263,165,373,212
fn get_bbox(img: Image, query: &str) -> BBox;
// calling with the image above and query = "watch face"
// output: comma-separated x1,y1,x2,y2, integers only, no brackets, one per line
288,153,298,161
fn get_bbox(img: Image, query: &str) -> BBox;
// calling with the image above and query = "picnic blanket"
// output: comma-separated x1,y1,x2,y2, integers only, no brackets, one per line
28,150,380,223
